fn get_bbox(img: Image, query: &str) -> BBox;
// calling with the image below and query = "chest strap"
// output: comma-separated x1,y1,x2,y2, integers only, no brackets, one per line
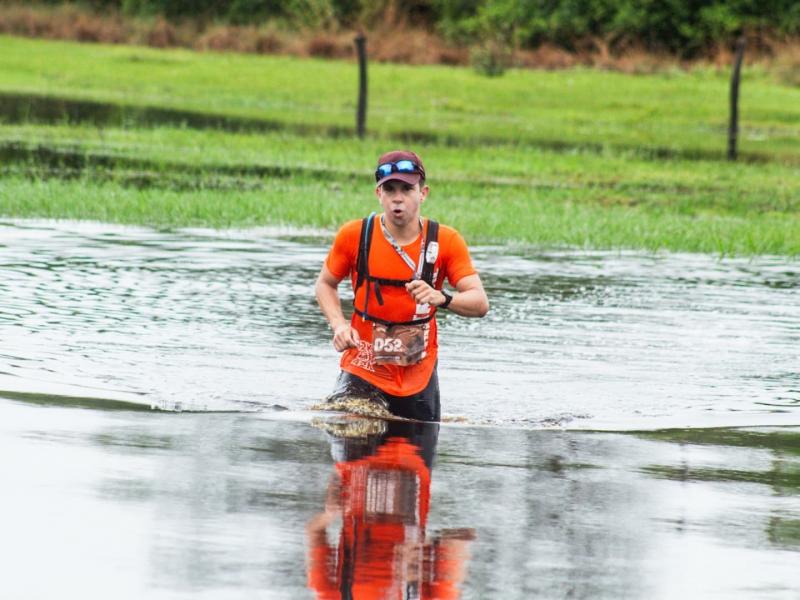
352,308,433,327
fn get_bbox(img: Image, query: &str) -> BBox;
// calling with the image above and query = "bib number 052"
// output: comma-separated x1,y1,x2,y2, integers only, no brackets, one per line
373,337,403,353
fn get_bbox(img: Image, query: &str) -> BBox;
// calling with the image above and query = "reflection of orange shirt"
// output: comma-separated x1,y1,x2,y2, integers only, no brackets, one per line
307,437,462,599
326,216,477,396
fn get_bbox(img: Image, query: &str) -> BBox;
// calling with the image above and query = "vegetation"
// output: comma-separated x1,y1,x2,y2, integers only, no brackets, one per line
18,0,800,57
2,1,800,73
0,35,798,255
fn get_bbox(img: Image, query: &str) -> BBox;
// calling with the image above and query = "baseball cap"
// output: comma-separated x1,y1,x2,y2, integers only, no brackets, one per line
375,150,426,188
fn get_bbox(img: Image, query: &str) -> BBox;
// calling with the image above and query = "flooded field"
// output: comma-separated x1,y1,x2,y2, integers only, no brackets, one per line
2,219,798,428
1,219,799,598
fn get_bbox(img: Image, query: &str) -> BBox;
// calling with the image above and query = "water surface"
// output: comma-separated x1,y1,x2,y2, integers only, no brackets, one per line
1,220,797,429
1,398,798,599
1,220,799,598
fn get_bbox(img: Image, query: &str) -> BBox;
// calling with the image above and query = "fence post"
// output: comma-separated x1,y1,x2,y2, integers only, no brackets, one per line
354,33,367,139
727,37,746,161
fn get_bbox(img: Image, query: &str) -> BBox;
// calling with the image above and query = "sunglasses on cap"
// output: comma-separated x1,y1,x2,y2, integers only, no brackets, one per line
374,160,424,182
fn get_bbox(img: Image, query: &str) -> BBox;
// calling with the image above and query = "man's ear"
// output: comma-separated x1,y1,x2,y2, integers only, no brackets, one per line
420,184,430,203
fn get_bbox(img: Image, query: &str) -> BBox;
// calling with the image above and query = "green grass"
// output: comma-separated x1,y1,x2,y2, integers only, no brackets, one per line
2,123,797,214
0,121,792,183
0,35,799,255
1,35,799,160
3,176,798,255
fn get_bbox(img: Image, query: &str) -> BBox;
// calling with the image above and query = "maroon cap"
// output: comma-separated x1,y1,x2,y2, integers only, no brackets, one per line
375,150,426,188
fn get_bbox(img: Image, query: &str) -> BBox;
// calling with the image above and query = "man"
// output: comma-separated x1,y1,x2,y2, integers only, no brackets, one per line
315,150,489,422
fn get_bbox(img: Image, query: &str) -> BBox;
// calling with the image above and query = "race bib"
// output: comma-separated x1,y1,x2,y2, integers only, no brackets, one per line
372,323,427,366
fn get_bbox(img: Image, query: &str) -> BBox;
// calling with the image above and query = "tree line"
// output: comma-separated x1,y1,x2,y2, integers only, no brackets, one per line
29,0,800,57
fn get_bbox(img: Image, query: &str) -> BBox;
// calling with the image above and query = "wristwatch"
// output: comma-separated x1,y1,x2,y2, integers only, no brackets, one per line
440,290,453,309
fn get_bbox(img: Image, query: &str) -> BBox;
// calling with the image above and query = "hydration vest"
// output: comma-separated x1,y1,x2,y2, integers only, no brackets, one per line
354,213,440,327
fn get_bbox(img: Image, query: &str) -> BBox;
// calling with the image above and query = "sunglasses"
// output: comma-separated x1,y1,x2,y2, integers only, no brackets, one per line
375,160,424,182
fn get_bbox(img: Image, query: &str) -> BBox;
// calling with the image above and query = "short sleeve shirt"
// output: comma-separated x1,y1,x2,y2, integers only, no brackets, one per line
325,216,477,396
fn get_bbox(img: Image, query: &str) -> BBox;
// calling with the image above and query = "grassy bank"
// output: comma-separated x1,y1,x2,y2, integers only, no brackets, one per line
0,36,798,255
3,177,797,255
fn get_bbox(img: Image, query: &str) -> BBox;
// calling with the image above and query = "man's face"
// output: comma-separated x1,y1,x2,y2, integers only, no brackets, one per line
376,179,429,229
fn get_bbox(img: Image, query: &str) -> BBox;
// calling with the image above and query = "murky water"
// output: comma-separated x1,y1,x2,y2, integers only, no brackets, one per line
2,399,798,599
2,220,798,429
1,219,799,598
0,91,350,136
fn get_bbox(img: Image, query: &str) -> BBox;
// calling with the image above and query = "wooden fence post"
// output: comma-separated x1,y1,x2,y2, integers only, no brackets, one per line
354,33,367,139
727,37,746,161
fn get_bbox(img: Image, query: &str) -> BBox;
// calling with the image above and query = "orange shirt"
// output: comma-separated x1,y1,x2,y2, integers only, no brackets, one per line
325,215,477,396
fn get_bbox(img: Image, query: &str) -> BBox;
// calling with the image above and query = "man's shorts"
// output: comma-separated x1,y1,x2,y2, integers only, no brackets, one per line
328,366,441,422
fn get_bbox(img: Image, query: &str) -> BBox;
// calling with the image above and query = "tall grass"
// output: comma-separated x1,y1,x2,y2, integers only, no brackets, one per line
1,124,796,216
2,177,798,255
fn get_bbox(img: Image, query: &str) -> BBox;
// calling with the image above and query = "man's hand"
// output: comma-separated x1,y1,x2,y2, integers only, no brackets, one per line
406,274,489,317
332,322,360,352
405,280,447,306
316,265,361,352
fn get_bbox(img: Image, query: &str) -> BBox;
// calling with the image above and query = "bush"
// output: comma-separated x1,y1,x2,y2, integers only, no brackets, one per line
436,0,800,58
16,0,800,57
470,39,510,76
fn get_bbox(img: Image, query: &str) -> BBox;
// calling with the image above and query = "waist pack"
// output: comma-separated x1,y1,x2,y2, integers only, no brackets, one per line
372,322,427,366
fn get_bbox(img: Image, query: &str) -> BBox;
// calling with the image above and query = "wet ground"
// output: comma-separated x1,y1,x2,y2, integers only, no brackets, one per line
1,219,799,598
0,91,763,162
0,91,351,136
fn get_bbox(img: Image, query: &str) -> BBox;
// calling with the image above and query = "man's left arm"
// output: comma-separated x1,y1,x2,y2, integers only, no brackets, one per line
405,274,489,318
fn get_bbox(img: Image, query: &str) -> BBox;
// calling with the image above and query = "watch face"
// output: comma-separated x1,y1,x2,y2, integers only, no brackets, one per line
441,291,452,308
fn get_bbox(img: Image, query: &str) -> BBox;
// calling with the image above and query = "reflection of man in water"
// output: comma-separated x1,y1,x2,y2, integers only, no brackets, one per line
306,420,474,599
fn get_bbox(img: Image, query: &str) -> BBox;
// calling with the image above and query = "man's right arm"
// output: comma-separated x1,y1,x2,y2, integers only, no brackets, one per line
315,265,360,352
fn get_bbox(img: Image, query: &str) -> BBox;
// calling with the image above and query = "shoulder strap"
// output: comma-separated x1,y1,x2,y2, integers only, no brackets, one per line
355,212,375,291
420,219,439,286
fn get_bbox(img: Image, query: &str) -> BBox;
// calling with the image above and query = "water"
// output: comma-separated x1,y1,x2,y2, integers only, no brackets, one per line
2,400,798,599
0,91,350,135
1,220,797,429
1,219,799,598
